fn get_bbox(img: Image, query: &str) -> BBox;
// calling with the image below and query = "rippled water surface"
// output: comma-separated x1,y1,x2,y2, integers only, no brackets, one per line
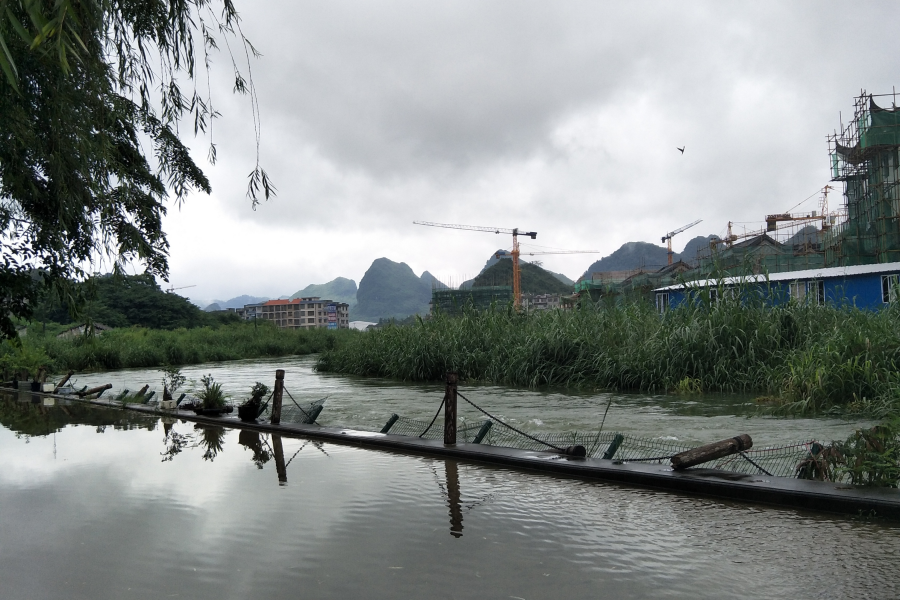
1,394,899,599
70,355,876,447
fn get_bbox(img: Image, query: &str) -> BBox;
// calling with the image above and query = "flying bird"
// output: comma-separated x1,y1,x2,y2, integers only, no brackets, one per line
677,146,685,154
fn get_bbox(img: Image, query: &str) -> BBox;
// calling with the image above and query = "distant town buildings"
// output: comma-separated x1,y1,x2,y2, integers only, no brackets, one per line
238,297,350,329
521,293,563,312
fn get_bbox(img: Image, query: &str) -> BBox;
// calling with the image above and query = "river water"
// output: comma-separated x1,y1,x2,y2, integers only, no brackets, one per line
1,394,898,599
2,359,899,598
69,355,875,447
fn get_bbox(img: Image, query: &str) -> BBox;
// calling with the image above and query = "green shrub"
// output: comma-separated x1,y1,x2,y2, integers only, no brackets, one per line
317,297,900,417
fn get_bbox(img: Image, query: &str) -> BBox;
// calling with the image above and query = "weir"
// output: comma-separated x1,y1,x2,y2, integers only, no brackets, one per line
7,383,900,520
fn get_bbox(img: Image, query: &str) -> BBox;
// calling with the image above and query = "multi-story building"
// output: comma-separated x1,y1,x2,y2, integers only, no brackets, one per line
522,293,563,312
245,297,350,329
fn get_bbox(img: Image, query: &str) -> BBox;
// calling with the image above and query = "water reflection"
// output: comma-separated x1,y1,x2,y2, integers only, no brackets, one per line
238,429,271,469
198,425,225,461
445,461,464,538
272,434,287,484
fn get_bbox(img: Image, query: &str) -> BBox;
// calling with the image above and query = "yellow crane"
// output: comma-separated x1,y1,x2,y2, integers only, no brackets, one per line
413,221,537,308
661,219,702,265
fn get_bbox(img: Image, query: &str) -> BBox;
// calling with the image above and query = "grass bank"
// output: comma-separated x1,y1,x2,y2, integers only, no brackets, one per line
317,299,900,416
2,321,358,373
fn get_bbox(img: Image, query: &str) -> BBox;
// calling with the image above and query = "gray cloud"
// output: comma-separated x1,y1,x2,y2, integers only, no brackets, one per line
162,1,900,303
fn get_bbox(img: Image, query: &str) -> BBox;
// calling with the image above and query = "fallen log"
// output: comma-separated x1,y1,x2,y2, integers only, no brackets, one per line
671,434,753,470
54,370,74,392
134,384,149,397
77,383,112,397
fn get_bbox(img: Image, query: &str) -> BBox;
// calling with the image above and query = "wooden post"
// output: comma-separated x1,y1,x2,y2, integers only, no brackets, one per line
271,369,285,425
444,372,458,446
671,434,753,470
134,384,149,397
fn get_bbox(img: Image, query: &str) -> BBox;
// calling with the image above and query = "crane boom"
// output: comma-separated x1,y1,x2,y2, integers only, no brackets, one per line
413,221,536,237
496,250,599,257
661,219,702,266
414,220,537,308
662,219,702,242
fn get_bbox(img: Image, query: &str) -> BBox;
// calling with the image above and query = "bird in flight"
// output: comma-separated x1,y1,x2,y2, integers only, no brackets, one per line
677,146,685,154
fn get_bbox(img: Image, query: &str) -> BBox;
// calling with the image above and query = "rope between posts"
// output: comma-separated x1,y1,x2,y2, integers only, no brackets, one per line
456,391,566,453
419,397,445,437
282,387,311,420
739,452,774,476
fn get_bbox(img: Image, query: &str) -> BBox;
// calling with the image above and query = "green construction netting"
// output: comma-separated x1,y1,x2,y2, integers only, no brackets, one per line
862,101,900,148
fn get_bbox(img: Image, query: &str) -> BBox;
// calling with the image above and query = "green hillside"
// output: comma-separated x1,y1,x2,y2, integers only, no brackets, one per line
472,260,573,294
354,258,432,321
31,274,235,330
292,277,358,309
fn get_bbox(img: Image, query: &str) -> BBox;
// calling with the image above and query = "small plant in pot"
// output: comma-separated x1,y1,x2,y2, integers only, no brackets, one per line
160,367,186,409
238,382,269,422
194,375,232,415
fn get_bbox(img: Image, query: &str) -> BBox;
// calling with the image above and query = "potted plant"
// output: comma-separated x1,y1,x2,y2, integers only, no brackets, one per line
193,374,232,416
238,382,269,422
160,367,186,410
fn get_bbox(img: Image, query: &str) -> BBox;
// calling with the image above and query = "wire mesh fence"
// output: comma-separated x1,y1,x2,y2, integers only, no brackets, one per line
385,415,490,443
259,397,325,424
381,411,829,480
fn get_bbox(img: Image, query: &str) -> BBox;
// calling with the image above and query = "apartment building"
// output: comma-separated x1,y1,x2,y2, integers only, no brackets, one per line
522,293,563,312
245,297,350,329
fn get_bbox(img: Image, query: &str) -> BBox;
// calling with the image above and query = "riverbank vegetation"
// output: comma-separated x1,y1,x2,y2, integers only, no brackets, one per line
0,321,356,374
317,297,900,417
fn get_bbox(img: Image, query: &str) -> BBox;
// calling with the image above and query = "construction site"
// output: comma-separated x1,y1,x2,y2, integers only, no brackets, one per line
577,90,900,301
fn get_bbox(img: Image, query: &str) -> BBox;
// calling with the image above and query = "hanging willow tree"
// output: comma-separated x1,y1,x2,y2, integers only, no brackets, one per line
0,0,274,338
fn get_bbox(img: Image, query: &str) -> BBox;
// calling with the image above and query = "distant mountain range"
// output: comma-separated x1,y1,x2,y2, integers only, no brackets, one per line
206,234,730,320
579,235,718,280
204,294,269,312
354,258,432,321
459,249,574,289
292,277,358,310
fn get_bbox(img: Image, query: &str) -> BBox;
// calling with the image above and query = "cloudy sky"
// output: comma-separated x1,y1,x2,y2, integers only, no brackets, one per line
157,1,898,306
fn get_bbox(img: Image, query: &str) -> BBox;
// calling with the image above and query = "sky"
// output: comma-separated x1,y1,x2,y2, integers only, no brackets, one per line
155,1,900,306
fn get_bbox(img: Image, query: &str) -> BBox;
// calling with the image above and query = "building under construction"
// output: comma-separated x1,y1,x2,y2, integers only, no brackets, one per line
431,286,513,316
691,90,900,276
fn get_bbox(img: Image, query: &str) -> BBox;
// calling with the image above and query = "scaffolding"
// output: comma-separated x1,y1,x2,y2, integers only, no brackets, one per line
431,286,513,315
687,91,900,277
826,90,900,265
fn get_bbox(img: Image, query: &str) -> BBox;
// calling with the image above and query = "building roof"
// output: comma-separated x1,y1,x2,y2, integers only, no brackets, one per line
259,297,348,307
653,261,900,292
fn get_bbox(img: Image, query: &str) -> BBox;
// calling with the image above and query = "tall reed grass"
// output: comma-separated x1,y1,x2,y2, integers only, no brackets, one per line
317,297,900,416
6,321,357,373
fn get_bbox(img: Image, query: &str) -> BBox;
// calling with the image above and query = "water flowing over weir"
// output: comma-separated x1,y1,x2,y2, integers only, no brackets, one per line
2,391,900,599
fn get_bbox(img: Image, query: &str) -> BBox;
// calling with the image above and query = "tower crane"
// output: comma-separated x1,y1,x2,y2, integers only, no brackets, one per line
413,221,537,308
661,219,702,265
165,284,196,294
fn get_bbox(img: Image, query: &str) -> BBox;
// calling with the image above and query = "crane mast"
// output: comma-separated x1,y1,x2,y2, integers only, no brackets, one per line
413,221,537,308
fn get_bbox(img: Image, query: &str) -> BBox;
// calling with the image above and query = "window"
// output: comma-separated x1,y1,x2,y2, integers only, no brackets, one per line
791,280,825,305
656,292,669,313
882,274,899,303
813,280,825,305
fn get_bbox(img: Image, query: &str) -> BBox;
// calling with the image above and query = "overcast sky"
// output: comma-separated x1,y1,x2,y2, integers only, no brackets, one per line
157,1,899,306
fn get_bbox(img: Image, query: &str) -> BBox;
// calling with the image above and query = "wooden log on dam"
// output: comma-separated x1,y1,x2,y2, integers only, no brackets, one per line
77,383,112,397
671,434,753,470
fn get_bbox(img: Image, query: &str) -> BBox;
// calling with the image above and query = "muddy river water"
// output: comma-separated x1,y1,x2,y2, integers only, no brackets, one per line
1,356,898,599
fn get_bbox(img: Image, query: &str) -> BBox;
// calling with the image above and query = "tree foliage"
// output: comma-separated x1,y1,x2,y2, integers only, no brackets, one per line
0,0,273,339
